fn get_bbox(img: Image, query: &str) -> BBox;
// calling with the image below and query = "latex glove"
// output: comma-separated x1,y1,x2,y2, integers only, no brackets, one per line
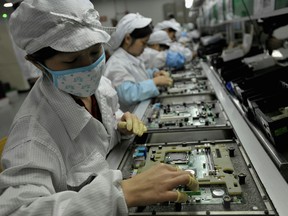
121,163,199,207
154,70,170,77
153,76,173,87
166,50,185,69
117,112,147,136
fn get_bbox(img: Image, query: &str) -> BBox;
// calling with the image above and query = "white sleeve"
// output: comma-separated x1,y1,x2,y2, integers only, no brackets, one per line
0,144,128,216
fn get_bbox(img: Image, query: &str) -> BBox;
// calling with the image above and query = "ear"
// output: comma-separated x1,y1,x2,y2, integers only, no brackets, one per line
124,34,132,46
25,55,46,73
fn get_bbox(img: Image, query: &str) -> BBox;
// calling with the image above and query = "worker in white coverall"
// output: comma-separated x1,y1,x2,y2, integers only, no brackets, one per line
104,13,173,113
139,30,186,70
154,20,194,62
0,0,198,216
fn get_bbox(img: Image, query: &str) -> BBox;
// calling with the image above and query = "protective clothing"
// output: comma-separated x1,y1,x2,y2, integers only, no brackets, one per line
170,42,193,62
154,20,181,32
109,13,152,50
166,50,186,69
9,0,113,54
140,47,166,69
0,75,129,216
104,48,159,112
147,30,172,46
41,50,106,97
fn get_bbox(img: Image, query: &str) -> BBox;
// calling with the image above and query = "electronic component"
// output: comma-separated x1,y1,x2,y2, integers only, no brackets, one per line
159,79,214,97
143,100,229,131
119,141,276,215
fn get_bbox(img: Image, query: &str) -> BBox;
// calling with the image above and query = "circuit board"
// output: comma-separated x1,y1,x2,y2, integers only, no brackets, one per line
170,58,205,82
143,100,230,131
119,141,276,215
170,68,206,81
159,79,214,97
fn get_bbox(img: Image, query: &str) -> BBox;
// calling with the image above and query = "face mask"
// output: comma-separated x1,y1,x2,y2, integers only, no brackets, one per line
41,51,105,97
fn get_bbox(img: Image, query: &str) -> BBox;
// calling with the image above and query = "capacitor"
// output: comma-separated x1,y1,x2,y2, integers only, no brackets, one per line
228,147,235,157
150,154,155,161
238,173,247,185
222,195,232,209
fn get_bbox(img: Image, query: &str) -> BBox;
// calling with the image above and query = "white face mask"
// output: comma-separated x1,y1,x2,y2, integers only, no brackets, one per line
41,51,105,97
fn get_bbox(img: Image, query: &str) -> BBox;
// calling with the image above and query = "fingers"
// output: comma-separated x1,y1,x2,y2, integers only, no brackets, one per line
165,165,199,192
119,112,147,136
132,116,140,135
175,190,188,203
168,78,173,86
187,175,199,192
117,121,127,129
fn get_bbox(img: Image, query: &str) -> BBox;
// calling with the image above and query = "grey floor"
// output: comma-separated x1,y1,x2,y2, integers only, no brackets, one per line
0,92,28,138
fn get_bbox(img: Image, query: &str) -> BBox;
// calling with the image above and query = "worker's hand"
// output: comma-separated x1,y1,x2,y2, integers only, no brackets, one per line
154,70,170,77
121,163,198,207
153,76,173,87
117,112,147,136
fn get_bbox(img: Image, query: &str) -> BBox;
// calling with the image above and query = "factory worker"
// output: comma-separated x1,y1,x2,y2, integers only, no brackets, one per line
0,1,198,216
154,20,193,62
140,30,185,69
104,13,173,113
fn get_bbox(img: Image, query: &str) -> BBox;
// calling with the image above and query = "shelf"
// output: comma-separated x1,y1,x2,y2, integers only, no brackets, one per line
200,6,288,28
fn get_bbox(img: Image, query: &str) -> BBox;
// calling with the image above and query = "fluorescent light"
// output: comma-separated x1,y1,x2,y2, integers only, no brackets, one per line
185,0,194,9
4,3,13,7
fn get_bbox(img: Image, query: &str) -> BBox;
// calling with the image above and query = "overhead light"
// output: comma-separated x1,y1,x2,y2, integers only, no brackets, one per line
185,0,194,9
4,3,13,7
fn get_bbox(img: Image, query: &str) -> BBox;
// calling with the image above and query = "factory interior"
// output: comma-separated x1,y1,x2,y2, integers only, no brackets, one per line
0,0,288,215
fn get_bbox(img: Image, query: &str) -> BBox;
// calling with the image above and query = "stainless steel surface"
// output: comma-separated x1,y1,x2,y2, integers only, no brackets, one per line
201,62,288,216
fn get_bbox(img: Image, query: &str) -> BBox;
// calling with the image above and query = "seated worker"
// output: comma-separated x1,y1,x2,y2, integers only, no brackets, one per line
140,30,186,70
0,1,198,216
104,13,173,113
154,20,194,62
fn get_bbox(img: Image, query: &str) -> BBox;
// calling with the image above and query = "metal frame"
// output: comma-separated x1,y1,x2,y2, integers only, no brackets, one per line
201,62,288,216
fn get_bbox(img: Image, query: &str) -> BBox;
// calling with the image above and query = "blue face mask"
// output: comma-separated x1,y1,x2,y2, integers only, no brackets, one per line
41,51,106,97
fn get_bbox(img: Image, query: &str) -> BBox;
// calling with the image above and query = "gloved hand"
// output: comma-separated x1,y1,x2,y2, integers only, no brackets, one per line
117,112,147,136
154,70,170,78
121,163,199,207
166,50,185,69
153,75,173,87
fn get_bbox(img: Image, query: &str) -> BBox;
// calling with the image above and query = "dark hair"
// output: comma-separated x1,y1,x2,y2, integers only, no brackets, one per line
130,24,153,39
167,28,176,33
120,24,153,47
168,14,175,19
12,2,21,10
27,47,61,64
159,44,170,50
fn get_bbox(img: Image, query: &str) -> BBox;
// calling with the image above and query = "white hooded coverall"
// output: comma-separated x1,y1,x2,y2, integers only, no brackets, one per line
0,75,129,216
